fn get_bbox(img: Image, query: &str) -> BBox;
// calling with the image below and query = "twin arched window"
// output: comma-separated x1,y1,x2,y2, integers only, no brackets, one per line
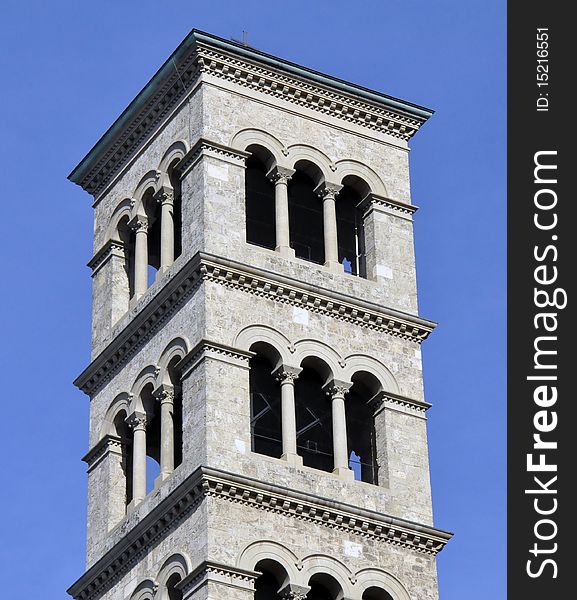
249,347,379,484
245,150,367,277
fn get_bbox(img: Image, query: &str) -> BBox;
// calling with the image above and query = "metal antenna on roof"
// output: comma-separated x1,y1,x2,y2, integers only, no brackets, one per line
231,30,253,48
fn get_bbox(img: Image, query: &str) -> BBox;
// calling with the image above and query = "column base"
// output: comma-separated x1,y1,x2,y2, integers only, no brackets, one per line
281,452,303,466
332,466,355,481
127,496,144,512
324,260,344,274
276,245,296,258
154,471,173,489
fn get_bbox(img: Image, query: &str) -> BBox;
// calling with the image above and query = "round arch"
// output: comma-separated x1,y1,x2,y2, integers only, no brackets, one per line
158,141,189,179
287,145,334,181
231,128,288,167
301,554,354,600
238,540,303,587
129,365,159,412
293,339,345,383
333,160,388,197
100,392,131,439
157,337,191,385
355,568,411,600
106,198,134,242
156,553,190,599
342,355,399,395
129,580,157,600
235,325,294,366
132,170,160,214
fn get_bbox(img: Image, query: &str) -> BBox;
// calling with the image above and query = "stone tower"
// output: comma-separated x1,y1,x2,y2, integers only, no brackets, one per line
68,30,451,600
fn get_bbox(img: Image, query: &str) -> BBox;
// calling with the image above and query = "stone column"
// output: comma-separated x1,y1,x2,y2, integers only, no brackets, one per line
155,186,175,273
316,182,343,271
267,166,296,258
129,215,149,300
273,365,302,465
154,383,175,481
325,380,354,479
127,411,147,505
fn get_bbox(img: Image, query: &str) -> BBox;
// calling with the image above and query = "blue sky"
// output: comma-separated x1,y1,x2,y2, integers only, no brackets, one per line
0,1,505,598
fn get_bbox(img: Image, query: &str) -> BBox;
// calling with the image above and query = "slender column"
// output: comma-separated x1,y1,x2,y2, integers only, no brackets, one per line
325,380,354,479
154,383,175,481
278,584,311,600
128,215,149,300
273,365,302,465
316,182,343,271
155,187,175,272
126,411,147,505
267,166,295,258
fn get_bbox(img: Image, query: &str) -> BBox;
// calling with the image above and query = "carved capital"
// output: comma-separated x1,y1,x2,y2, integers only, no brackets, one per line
153,383,175,405
154,186,174,206
272,365,302,384
128,214,149,233
126,411,147,431
315,181,343,200
323,379,352,398
278,584,311,600
267,166,295,185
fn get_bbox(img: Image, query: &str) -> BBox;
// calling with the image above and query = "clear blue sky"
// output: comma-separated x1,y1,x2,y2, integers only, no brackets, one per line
0,1,505,598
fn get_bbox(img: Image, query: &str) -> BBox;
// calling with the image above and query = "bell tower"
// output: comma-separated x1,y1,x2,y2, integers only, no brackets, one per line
68,30,451,600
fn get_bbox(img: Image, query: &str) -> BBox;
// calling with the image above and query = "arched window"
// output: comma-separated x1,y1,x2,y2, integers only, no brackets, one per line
245,146,276,250
117,215,135,299
362,587,394,600
346,372,380,484
253,559,289,600
336,176,369,277
306,574,342,600
167,356,184,469
249,345,282,459
295,359,334,473
143,189,161,287
113,409,133,507
166,573,183,600
139,383,161,493
168,161,183,262
288,162,325,264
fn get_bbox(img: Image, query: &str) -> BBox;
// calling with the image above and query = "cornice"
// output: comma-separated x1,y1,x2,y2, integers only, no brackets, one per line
176,138,250,177
75,252,436,396
177,340,254,379
178,561,259,596
361,194,419,219
67,466,452,600
69,30,433,198
374,391,432,418
87,239,125,275
82,435,123,472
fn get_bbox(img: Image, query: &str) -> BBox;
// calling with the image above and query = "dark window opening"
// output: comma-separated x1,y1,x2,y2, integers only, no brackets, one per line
250,356,282,458
306,582,333,600
141,384,161,494
336,184,366,278
346,377,379,484
117,216,135,299
295,368,334,473
168,357,184,469
246,155,276,250
362,587,394,600
113,411,133,506
143,191,161,287
288,171,325,264
169,163,183,260
166,573,183,600
254,571,283,600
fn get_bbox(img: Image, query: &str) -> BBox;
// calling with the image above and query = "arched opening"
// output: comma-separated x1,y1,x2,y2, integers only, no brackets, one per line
166,573,183,600
249,343,282,459
143,189,161,287
362,587,394,600
245,146,276,250
113,409,133,507
167,356,184,469
307,574,341,600
168,160,183,261
336,176,369,277
346,371,380,484
253,559,288,600
140,383,161,493
288,162,325,264
117,215,135,299
295,358,334,473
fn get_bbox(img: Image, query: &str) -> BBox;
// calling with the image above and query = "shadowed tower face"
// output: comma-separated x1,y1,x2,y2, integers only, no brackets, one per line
69,29,450,600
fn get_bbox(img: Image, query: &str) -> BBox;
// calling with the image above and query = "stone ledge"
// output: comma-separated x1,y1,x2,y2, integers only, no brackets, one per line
67,466,452,600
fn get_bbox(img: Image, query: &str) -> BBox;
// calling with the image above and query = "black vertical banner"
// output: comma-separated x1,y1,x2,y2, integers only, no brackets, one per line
508,2,575,598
